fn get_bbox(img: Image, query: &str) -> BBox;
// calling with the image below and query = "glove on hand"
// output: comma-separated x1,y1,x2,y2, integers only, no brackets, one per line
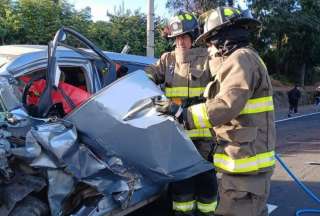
154,99,180,116
154,98,189,125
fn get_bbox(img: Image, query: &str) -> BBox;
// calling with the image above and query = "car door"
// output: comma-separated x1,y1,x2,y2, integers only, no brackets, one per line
32,27,116,118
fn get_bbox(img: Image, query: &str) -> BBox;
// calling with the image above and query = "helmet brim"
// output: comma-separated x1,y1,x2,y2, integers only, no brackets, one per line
195,18,261,46
168,29,195,39
167,31,187,38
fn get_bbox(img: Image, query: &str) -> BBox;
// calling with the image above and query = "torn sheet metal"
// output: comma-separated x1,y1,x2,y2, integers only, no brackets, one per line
47,169,75,216
29,121,141,211
0,174,46,215
0,77,21,112
67,70,213,182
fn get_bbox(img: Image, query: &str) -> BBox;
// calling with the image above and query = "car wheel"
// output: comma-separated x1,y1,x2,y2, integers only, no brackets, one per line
9,195,49,216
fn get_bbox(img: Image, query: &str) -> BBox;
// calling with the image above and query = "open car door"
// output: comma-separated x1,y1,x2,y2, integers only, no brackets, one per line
36,27,117,118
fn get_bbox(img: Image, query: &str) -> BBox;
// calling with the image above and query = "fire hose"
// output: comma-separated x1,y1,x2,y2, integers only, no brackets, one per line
275,154,320,216
275,116,320,216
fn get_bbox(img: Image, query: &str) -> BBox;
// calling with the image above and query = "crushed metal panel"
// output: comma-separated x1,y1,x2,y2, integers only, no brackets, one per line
66,70,212,182
0,77,21,111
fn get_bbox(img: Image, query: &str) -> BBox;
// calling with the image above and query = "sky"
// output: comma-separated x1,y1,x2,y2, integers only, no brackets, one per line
68,0,171,21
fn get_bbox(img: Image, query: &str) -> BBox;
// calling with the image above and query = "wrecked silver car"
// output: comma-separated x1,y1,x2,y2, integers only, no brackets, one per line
0,27,212,216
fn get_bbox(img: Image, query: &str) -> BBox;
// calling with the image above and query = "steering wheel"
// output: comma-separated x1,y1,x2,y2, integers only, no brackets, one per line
22,75,64,118
22,75,77,118
21,75,45,110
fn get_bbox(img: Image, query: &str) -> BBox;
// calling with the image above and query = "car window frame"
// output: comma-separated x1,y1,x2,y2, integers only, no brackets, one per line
13,58,95,94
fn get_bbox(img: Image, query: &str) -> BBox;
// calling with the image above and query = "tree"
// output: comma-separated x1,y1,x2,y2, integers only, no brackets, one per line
5,0,92,45
100,6,169,57
0,0,20,45
250,0,320,85
166,0,230,14
165,0,242,14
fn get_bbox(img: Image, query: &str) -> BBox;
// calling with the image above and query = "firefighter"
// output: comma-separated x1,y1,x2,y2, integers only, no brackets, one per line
146,12,218,216
171,7,276,216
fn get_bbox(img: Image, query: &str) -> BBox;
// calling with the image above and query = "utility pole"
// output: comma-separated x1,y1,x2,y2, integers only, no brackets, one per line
147,0,154,57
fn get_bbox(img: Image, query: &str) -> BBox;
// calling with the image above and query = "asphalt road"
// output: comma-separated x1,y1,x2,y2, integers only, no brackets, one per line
270,113,320,216
129,112,320,216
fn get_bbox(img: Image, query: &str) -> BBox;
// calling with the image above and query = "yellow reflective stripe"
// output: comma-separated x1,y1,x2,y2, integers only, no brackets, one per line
178,15,185,20
191,103,212,129
173,200,196,212
185,128,212,138
185,13,193,20
177,13,193,21
197,200,217,213
214,151,275,173
240,96,274,115
224,8,234,16
165,87,205,97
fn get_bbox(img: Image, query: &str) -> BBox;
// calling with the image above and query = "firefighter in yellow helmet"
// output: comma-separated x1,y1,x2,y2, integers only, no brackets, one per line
174,7,276,216
146,12,218,216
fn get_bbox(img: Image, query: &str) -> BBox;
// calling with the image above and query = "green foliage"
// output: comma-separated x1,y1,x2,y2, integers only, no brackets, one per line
0,0,168,58
165,0,232,14
0,0,20,44
2,0,319,85
89,8,169,57
250,0,320,85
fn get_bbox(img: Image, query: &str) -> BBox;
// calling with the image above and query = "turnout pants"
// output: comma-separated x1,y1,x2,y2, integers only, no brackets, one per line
215,171,273,216
171,140,218,216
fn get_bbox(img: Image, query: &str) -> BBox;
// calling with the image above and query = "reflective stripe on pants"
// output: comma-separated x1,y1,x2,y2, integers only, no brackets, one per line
172,200,196,212
197,200,217,213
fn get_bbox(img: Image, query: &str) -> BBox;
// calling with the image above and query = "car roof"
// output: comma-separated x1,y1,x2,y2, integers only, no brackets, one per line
0,45,157,74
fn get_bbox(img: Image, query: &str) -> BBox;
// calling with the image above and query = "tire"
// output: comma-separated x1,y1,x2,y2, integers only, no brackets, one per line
9,195,49,216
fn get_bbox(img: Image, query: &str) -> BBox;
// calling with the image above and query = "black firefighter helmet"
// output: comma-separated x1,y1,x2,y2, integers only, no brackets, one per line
168,12,199,41
196,6,261,45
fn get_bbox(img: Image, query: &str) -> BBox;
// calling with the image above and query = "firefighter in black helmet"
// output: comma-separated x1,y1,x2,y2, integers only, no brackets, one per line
146,12,218,216
181,6,275,216
167,12,199,41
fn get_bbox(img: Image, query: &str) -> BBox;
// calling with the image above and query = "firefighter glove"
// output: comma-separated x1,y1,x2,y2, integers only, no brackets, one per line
154,99,184,122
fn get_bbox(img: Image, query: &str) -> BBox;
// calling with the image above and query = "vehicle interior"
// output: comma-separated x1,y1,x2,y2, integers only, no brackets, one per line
17,66,90,118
